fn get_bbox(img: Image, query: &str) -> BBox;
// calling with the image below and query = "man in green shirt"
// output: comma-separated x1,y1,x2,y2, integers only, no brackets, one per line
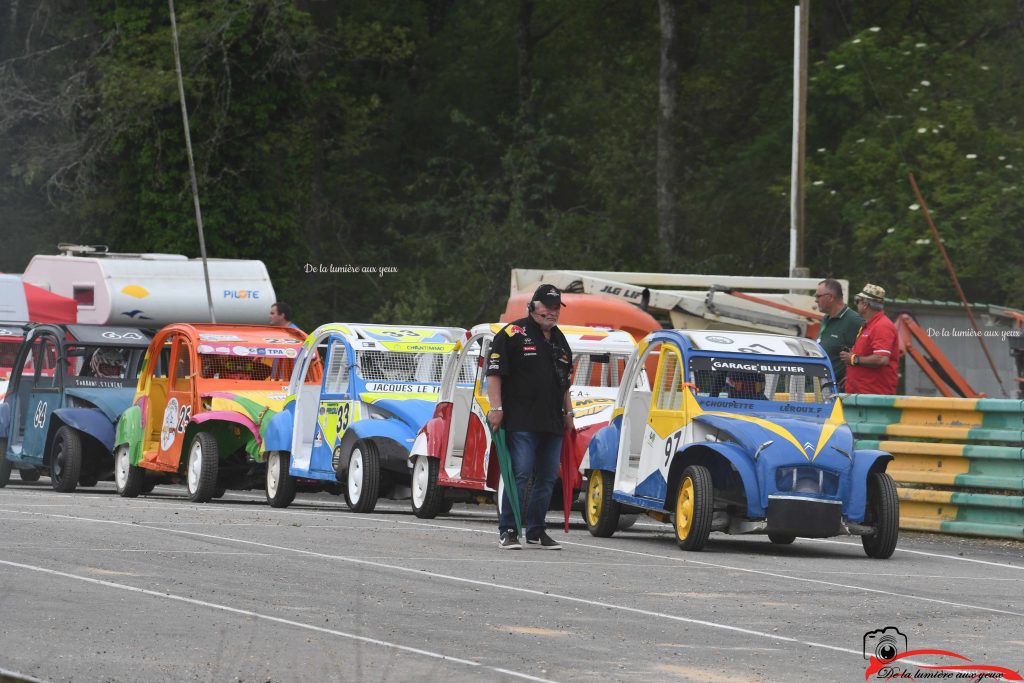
814,278,864,391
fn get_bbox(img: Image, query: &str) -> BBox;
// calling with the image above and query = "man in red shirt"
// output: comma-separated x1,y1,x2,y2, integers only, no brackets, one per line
840,284,900,394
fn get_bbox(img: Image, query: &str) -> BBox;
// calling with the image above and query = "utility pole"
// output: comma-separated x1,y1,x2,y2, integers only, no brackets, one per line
169,0,217,323
789,0,809,278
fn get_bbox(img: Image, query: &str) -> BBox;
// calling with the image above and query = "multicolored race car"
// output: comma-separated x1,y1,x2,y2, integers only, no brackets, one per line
408,324,641,518
0,324,151,490
113,324,313,501
0,323,27,404
584,330,899,558
262,323,464,511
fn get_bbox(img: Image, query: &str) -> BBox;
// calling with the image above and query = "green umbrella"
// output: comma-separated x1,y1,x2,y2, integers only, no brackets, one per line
492,426,522,538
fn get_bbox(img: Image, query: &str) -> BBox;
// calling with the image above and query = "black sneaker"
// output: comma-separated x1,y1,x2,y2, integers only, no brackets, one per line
526,531,562,550
498,530,522,549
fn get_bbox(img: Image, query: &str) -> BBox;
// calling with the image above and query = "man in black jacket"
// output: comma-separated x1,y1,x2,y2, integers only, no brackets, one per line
486,284,575,550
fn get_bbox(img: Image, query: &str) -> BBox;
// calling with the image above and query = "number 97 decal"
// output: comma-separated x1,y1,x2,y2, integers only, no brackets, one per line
663,429,683,467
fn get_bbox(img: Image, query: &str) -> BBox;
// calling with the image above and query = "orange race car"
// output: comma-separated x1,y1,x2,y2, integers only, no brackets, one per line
113,324,320,501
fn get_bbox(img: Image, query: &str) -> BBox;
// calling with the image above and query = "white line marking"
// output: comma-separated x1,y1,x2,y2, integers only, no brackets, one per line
7,486,1024,571
6,504,1021,616
804,537,1024,570
0,558,559,683
0,508,893,657
0,666,50,683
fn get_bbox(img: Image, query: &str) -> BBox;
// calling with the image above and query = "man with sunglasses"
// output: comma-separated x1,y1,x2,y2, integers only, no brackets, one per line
840,284,900,395
814,279,863,391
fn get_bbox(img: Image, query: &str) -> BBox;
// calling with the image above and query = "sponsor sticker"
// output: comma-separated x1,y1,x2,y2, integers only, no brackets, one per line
200,334,242,342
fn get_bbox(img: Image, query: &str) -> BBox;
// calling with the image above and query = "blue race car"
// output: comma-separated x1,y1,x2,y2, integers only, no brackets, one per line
0,324,151,491
262,323,464,511
584,329,899,558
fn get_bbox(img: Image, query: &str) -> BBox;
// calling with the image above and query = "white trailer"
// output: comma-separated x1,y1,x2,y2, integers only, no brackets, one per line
22,245,277,326
0,275,30,322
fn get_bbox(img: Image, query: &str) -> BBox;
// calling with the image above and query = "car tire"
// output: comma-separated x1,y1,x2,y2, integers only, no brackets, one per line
438,500,454,515
410,455,443,519
583,469,620,537
114,444,144,498
0,446,11,488
674,465,713,551
266,451,296,508
343,441,380,513
141,480,157,494
18,468,41,482
862,472,899,559
185,432,219,503
78,473,99,487
50,426,83,493
768,533,796,545
617,513,639,531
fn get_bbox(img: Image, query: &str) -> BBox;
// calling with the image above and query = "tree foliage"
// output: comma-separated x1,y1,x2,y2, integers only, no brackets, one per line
1,0,1021,329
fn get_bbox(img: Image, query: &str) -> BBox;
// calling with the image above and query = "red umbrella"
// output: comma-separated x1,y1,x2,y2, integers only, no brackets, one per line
559,427,578,533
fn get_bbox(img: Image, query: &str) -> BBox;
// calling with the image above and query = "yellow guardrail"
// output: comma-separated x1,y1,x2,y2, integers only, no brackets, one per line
843,395,1024,540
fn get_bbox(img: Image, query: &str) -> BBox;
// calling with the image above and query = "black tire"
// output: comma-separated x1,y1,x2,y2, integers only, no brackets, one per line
50,426,83,493
768,533,796,545
18,468,41,482
78,473,99,487
617,513,639,531
0,446,11,488
583,470,620,537
438,500,454,515
185,432,219,503
862,472,899,559
114,444,144,498
674,465,714,551
343,440,380,513
265,451,296,508
410,455,444,519
213,486,227,499
141,480,157,494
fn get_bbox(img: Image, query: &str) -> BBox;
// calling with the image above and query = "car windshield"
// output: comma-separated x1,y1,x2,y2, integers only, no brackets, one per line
357,350,447,384
200,352,294,382
571,352,631,388
0,339,20,378
689,356,834,404
64,345,140,385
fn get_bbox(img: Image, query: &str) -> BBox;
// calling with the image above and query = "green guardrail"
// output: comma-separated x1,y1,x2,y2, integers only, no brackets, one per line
843,394,1024,541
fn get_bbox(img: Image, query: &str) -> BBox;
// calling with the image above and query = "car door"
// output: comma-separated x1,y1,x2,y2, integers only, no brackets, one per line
156,336,195,469
634,341,691,501
440,333,490,484
21,333,61,462
140,336,173,464
306,337,357,475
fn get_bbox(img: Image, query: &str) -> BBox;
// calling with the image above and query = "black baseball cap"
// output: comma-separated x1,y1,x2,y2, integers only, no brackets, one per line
531,284,566,308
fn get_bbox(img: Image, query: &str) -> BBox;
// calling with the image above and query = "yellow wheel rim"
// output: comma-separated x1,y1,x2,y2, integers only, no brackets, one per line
586,473,603,526
676,477,694,539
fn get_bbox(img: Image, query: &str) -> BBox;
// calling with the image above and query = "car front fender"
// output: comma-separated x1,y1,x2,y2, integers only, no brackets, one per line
115,405,143,465
347,418,416,449
847,449,894,522
587,418,621,472
52,408,116,452
263,404,295,453
413,413,449,461
674,442,762,517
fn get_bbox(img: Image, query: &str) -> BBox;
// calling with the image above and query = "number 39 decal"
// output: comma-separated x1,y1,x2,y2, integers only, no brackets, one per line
663,429,683,466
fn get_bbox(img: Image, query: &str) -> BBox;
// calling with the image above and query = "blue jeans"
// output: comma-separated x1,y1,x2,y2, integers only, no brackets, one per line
498,431,563,538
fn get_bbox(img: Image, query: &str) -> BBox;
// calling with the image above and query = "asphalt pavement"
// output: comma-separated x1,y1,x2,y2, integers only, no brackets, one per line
1,480,1022,682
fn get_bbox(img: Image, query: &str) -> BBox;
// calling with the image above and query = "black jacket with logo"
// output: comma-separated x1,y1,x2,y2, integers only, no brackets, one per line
486,316,572,434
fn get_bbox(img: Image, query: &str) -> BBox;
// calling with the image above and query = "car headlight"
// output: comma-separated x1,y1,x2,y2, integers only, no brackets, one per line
775,466,839,496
